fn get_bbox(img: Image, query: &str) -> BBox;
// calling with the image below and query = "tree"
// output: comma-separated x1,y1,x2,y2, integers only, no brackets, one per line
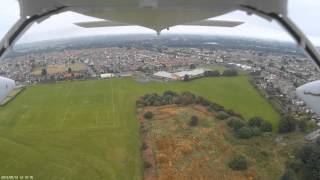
236,127,253,139
228,155,248,171
183,74,190,81
260,121,273,132
294,144,320,180
216,111,229,120
227,117,245,131
68,67,72,73
280,169,297,180
204,70,220,77
279,116,296,134
222,69,238,76
251,127,262,137
144,161,152,169
298,120,307,132
190,64,197,69
41,68,47,76
248,117,264,128
144,111,154,120
189,116,199,127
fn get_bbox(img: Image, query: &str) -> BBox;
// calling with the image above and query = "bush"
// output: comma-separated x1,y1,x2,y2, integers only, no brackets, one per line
260,121,273,132
280,169,297,180
236,127,253,139
295,144,320,180
248,117,264,128
298,120,307,132
144,111,154,120
251,127,262,136
141,142,148,151
216,111,229,120
226,109,243,119
189,116,199,127
227,117,245,131
223,69,238,76
204,70,220,77
279,117,296,134
228,155,248,171
144,161,152,169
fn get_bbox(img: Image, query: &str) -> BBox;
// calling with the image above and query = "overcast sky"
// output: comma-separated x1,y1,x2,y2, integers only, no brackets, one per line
0,0,319,45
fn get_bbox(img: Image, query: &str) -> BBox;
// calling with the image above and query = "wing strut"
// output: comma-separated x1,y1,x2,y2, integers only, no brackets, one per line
242,5,320,69
0,6,67,59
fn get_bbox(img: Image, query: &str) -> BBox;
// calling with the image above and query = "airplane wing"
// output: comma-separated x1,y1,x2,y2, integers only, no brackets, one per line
183,20,243,27
74,19,243,28
75,20,131,28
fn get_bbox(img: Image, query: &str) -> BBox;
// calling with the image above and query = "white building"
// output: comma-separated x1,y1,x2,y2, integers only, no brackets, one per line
153,71,176,80
100,73,115,79
0,76,16,103
174,69,205,79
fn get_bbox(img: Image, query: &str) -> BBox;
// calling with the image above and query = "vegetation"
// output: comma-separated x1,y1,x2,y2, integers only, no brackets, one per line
41,68,47,76
223,69,238,76
290,144,320,180
228,155,248,171
279,116,297,134
280,169,297,180
144,111,154,119
226,116,272,139
216,111,229,120
204,70,220,77
189,115,199,127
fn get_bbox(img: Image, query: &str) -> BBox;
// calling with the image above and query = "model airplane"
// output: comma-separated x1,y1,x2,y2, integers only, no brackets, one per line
0,0,320,115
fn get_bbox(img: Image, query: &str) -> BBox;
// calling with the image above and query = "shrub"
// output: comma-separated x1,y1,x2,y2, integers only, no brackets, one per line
223,69,238,76
279,117,296,134
298,120,307,132
295,144,320,180
204,70,220,77
209,103,224,112
226,109,243,119
280,169,297,180
236,127,253,139
144,161,152,169
248,117,264,128
189,116,199,127
216,111,229,120
227,117,245,131
228,155,248,171
260,121,273,132
251,127,262,136
144,111,154,120
141,142,148,151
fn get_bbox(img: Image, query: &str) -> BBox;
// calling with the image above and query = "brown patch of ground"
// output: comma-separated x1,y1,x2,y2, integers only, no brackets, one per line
137,101,306,180
138,105,258,180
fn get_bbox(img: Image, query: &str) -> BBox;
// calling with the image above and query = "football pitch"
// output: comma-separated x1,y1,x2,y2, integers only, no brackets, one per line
0,77,280,179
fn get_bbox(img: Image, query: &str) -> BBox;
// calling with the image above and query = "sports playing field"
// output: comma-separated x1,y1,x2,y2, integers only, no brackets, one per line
0,77,280,179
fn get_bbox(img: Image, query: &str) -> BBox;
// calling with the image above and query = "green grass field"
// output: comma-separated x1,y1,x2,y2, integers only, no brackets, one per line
0,77,280,179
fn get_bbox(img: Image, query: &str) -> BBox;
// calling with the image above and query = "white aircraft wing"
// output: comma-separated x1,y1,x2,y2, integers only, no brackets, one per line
183,20,243,27
75,20,131,28
74,19,243,29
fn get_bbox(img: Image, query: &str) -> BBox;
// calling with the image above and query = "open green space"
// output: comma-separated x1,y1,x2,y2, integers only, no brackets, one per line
0,77,280,179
